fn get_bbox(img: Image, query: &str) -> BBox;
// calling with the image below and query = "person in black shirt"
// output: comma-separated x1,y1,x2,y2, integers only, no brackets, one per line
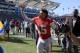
72,9,80,37
70,9,80,53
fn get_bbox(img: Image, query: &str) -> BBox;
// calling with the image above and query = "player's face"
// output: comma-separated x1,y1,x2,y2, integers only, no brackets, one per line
39,11,48,19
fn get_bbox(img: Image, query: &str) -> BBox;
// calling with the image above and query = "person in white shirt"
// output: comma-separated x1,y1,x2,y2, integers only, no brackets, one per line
23,21,30,37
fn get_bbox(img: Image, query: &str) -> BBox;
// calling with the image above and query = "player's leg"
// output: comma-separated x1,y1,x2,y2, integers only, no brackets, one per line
45,38,52,53
37,37,44,53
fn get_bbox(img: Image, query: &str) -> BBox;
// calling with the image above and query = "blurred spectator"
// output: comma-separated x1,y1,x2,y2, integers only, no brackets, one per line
4,19,10,39
23,21,30,37
10,19,15,35
71,9,80,53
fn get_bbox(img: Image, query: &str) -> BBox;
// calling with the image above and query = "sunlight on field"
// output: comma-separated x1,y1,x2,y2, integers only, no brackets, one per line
0,37,61,53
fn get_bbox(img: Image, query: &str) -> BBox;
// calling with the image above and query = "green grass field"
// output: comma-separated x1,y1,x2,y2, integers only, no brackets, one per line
0,36,62,53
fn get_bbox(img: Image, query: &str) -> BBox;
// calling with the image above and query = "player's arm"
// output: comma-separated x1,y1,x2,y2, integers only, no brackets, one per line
35,24,41,34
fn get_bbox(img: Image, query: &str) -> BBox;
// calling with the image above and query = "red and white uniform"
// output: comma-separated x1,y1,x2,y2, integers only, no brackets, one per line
33,16,53,53
34,16,53,39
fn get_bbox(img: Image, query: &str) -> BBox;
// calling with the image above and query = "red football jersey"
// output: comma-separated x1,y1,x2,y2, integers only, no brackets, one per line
33,16,53,39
